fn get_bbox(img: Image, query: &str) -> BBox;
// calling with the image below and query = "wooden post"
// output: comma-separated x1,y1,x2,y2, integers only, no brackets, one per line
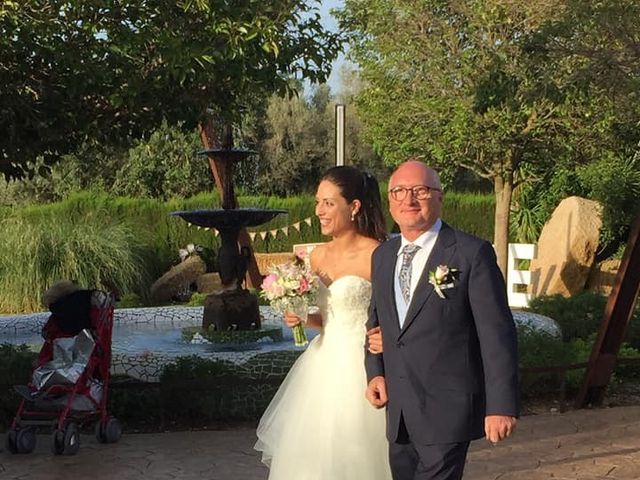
575,212,640,407
197,119,262,289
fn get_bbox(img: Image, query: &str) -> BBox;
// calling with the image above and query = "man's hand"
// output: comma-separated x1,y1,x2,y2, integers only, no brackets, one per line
485,415,517,444
366,326,383,354
366,376,388,408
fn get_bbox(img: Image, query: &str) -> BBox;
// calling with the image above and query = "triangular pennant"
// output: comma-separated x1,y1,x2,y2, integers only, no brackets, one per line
249,232,257,241
270,229,278,237
304,217,312,226
213,229,219,237
260,231,267,240
292,222,301,232
281,226,288,236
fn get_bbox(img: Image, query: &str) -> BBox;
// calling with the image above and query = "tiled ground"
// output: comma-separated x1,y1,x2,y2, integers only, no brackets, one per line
2,406,640,479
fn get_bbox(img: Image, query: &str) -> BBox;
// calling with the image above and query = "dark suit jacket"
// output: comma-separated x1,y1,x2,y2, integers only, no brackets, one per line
365,222,520,445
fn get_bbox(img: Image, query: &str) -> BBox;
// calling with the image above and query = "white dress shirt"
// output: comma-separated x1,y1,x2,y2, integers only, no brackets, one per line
394,218,442,327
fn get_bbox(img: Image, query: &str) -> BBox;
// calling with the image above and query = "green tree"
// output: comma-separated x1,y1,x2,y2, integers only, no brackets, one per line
0,0,341,178
258,85,333,195
112,121,211,200
339,0,640,276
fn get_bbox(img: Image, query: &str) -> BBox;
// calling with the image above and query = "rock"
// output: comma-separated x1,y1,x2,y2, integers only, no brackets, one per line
586,259,621,297
512,310,562,337
196,273,223,294
150,255,207,303
530,196,603,297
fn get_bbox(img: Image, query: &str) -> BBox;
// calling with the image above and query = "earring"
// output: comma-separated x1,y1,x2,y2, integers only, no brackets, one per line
351,211,356,222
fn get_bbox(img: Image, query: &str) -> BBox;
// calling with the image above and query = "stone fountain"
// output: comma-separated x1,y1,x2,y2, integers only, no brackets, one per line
171,130,285,333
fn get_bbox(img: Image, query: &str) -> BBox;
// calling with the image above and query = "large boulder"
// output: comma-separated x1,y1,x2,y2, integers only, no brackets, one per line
586,259,621,297
150,255,207,303
530,196,603,297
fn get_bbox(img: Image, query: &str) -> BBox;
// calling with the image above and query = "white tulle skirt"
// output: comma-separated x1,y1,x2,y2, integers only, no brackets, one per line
255,332,392,480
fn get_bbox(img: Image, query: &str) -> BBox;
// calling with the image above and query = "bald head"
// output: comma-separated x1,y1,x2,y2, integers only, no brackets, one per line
390,160,442,191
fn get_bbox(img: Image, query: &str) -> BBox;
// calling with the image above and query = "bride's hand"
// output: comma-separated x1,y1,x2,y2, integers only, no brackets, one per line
283,311,302,328
366,326,383,354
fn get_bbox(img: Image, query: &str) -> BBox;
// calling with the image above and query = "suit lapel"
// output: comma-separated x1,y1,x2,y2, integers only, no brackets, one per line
382,236,401,335
399,223,456,337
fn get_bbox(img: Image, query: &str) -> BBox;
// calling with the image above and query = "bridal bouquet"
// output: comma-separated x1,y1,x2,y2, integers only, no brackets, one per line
260,255,318,347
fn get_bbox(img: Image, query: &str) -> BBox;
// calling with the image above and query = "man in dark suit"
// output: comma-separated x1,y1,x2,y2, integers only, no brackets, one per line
365,160,519,480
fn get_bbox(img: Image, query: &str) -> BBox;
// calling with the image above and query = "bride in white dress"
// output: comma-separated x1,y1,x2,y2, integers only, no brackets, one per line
255,166,392,480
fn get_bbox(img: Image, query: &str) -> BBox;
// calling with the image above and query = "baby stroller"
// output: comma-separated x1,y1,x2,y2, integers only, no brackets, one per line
6,289,122,455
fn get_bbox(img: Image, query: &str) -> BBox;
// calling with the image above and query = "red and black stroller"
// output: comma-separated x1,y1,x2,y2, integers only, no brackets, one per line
6,289,122,455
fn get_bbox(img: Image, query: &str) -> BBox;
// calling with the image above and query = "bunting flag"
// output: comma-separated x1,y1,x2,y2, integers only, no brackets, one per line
184,215,315,240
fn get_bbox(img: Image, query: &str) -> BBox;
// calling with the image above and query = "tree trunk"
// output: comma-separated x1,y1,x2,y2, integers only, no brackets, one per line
493,174,513,281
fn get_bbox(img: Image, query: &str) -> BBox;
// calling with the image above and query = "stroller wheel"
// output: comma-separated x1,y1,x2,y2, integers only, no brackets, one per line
51,429,65,455
52,422,80,455
15,427,37,454
96,417,122,444
6,429,18,454
62,422,80,455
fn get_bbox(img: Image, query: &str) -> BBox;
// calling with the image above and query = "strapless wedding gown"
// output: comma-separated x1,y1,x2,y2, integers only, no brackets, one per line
255,275,391,480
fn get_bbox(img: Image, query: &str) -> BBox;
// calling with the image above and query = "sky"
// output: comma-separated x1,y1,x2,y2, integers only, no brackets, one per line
319,0,348,93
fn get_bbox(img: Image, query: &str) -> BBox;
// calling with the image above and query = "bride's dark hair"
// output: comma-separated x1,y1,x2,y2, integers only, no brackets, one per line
321,166,388,242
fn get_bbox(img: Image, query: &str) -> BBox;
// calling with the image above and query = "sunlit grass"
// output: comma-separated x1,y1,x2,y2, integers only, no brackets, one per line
0,212,148,314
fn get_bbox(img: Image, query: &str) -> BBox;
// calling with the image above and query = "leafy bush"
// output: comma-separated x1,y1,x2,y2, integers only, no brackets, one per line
527,291,640,348
0,344,38,429
517,326,572,395
527,292,607,342
159,356,246,425
112,121,212,200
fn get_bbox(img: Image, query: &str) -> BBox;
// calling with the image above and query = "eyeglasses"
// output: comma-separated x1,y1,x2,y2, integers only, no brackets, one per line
388,185,440,201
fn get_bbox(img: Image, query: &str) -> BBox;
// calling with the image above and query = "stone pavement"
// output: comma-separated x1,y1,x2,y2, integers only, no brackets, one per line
2,405,640,480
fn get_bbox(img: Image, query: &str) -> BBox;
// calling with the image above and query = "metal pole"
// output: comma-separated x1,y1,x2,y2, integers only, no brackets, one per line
335,104,345,166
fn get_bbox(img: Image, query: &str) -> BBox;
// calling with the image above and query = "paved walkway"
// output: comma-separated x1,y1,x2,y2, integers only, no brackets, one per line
2,406,640,479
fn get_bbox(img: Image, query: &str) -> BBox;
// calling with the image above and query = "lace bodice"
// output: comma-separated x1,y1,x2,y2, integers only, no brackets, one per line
317,275,372,339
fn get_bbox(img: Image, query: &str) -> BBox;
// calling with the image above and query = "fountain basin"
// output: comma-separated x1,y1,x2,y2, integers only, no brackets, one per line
0,306,315,382
170,208,287,229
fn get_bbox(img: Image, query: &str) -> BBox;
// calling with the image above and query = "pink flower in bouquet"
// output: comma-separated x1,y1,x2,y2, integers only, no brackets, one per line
261,273,285,300
261,273,278,290
297,276,310,294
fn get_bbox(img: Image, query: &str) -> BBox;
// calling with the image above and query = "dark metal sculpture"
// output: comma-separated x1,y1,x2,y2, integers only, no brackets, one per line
171,127,285,331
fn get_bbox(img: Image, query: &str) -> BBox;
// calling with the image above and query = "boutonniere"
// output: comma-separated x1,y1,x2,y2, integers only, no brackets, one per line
428,265,458,299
